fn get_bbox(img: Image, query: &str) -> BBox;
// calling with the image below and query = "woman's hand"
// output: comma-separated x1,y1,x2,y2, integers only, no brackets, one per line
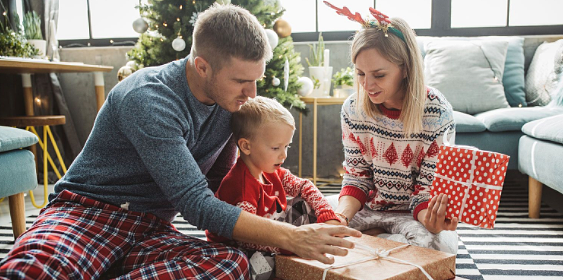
418,193,458,234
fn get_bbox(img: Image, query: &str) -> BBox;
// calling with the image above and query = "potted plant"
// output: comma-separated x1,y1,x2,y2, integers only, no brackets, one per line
22,11,45,57
306,32,332,97
332,67,355,98
0,16,39,58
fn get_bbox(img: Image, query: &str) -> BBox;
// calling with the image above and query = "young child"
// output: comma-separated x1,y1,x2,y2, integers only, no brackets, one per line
206,96,342,280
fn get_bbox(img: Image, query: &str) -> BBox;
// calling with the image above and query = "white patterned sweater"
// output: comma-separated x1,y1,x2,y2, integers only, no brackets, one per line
340,87,455,220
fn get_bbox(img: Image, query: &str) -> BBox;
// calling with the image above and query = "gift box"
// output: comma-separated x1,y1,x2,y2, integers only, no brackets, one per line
275,235,456,280
430,145,510,229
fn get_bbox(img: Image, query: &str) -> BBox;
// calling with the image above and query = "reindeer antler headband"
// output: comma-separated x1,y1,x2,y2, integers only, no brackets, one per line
323,1,406,43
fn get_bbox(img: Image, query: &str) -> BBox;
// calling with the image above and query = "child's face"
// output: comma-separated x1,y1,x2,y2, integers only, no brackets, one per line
244,121,294,177
355,48,407,110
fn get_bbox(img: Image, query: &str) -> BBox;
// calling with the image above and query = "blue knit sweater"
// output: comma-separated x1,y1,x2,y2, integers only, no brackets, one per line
51,57,242,239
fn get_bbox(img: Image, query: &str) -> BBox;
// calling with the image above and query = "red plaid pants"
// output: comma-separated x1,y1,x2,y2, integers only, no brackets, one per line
0,190,249,280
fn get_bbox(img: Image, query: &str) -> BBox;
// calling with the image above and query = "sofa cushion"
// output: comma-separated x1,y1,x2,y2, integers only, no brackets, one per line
453,111,486,133
475,107,563,132
525,39,563,106
417,36,527,107
424,39,510,115
0,126,38,153
521,114,563,145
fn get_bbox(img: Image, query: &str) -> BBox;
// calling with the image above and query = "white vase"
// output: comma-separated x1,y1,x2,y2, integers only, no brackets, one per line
309,66,333,97
27,39,47,58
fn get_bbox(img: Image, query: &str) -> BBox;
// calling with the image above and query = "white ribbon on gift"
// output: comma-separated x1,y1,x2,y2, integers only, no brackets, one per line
434,148,503,221
321,242,434,280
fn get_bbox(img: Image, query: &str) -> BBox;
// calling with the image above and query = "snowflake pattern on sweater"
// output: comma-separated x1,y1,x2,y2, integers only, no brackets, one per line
340,87,455,218
206,159,338,254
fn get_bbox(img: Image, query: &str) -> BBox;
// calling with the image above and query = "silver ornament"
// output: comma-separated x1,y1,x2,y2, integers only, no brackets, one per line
172,37,186,52
272,77,280,86
132,18,149,33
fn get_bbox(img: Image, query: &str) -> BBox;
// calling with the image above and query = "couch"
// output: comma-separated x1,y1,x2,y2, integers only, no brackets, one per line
0,126,38,238
416,35,563,217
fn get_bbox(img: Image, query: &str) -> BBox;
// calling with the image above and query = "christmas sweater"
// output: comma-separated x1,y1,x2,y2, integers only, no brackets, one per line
206,159,338,254
340,87,455,220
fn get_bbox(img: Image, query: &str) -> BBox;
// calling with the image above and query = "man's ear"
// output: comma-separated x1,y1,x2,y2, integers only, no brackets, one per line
194,56,211,78
237,138,251,155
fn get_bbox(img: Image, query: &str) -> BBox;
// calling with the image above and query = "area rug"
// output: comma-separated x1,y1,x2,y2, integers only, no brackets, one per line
1,177,562,279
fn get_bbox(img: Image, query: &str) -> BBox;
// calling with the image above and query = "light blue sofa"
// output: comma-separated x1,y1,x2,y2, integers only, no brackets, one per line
0,126,38,239
417,35,563,171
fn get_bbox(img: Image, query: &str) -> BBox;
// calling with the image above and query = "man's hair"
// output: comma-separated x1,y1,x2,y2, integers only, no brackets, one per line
351,17,425,135
190,3,272,70
231,96,295,141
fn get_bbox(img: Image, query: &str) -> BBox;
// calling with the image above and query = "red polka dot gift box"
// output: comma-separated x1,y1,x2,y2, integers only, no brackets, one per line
430,145,510,229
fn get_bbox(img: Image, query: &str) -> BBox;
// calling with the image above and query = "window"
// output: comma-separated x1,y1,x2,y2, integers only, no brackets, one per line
57,0,141,42
451,0,508,28
53,0,563,46
376,0,432,29
509,0,563,26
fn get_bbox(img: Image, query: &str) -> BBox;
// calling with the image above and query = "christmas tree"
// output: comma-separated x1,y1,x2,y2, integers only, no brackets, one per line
127,0,306,111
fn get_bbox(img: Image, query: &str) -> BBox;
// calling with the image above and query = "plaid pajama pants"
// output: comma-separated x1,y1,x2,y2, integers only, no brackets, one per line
0,190,249,280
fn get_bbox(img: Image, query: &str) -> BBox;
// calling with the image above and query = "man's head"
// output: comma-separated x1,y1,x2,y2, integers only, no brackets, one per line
190,3,272,71
231,96,295,175
188,4,272,112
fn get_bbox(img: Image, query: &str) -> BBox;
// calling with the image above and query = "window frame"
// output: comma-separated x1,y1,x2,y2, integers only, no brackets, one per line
58,0,563,48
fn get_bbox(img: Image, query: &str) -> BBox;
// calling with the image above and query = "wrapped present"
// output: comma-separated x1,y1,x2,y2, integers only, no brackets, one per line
275,235,456,280
430,145,510,229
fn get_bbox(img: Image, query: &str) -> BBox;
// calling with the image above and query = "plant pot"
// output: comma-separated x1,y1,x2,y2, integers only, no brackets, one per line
333,85,355,98
27,39,47,58
309,66,333,97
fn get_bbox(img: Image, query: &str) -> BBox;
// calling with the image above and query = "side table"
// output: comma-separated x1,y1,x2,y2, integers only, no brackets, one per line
298,96,346,185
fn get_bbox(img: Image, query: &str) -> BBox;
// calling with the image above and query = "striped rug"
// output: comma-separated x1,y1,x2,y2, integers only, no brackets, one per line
1,177,562,279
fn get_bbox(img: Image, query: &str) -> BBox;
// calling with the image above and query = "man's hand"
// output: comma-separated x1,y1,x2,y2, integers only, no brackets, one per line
286,223,361,264
232,210,361,265
418,194,458,234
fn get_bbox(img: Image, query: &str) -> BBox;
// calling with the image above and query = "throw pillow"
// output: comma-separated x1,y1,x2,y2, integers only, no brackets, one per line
424,39,510,115
525,39,563,106
418,36,526,107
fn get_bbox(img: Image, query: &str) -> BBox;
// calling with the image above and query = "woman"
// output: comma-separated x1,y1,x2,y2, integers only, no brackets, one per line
325,2,458,254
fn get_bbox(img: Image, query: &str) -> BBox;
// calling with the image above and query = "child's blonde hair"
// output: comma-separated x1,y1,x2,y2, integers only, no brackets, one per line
231,96,295,141
351,17,425,135
190,3,272,70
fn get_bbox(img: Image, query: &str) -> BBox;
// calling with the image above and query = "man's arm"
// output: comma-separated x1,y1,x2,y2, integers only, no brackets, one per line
232,211,362,264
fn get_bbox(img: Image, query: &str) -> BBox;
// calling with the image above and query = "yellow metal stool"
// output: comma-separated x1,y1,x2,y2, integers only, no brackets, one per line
0,116,67,208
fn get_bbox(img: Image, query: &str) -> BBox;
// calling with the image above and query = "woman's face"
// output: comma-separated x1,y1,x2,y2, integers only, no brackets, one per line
355,48,406,110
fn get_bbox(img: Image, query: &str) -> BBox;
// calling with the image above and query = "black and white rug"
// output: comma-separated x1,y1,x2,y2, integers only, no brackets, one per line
1,178,562,279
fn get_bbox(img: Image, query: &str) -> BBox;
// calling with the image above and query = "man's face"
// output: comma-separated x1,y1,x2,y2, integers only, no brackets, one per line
203,57,266,113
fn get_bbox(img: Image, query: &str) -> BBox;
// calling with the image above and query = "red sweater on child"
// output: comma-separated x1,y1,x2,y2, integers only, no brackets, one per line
206,159,338,254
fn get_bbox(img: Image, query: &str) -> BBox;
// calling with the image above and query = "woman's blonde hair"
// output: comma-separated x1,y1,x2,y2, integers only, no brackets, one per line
351,17,425,135
231,96,295,141
190,3,272,70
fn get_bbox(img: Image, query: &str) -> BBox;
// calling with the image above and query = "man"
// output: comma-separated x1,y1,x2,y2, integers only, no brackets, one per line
0,4,360,279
